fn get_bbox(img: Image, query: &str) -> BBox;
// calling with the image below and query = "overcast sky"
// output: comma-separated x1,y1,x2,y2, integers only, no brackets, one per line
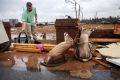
0,0,120,22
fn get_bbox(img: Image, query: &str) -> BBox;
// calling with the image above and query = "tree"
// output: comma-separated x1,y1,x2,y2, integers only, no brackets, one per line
65,0,83,19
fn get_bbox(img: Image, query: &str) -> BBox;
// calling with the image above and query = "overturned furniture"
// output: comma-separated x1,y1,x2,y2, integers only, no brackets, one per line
55,19,80,44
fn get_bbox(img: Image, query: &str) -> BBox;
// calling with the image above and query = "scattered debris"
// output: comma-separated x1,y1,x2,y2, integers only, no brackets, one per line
97,43,120,57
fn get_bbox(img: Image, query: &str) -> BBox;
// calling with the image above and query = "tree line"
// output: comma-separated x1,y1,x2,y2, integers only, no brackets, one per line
81,16,120,24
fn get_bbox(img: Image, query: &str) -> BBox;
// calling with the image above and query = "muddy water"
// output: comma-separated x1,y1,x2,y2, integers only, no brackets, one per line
0,52,120,80
0,52,45,72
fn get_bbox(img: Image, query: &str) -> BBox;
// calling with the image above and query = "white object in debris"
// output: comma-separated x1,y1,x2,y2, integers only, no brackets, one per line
0,21,9,44
106,58,120,66
96,43,120,57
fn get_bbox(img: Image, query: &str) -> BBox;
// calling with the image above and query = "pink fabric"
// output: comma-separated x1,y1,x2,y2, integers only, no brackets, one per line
36,44,44,51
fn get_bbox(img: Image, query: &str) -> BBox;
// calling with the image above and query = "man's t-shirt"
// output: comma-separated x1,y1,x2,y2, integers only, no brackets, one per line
22,7,36,24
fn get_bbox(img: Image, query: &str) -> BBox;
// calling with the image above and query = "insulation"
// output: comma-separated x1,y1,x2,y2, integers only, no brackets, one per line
97,43,120,57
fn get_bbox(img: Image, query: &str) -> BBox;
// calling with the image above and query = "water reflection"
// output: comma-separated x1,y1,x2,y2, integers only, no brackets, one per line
0,54,41,72
25,55,41,72
11,56,28,71
0,53,120,79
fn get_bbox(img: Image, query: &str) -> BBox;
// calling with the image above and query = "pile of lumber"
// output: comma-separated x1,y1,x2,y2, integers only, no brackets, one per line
10,43,56,53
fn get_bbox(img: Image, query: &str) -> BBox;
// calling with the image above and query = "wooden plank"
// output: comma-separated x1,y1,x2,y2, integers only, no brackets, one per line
114,23,120,35
92,58,111,68
55,19,80,27
15,48,40,53
14,43,56,48
89,38,120,42
90,29,114,38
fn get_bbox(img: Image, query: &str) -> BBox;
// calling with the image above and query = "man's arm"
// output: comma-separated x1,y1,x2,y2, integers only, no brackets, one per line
21,22,26,32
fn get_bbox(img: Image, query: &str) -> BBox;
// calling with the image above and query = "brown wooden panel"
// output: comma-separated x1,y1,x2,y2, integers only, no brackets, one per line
55,27,78,44
3,22,11,40
55,19,80,27
55,19,80,44
89,38,120,42
90,29,120,38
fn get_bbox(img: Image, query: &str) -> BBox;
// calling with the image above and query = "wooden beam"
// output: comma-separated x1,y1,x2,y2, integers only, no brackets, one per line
89,38,120,42
92,58,111,68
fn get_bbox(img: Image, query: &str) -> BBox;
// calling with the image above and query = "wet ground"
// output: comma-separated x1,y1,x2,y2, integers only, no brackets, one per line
0,51,120,80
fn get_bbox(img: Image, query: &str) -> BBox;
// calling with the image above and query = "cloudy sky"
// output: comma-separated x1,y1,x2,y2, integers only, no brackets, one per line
0,0,120,22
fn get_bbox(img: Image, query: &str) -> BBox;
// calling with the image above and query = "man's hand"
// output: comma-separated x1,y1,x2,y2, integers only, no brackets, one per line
21,22,26,32
21,30,25,33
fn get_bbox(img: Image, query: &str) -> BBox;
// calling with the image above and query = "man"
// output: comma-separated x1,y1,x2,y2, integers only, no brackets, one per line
21,2,41,43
